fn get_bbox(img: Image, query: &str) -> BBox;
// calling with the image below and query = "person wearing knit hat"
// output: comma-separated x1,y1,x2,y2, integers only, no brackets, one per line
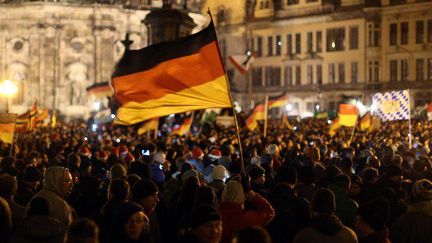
192,147,204,160
390,179,432,243
119,145,129,160
14,166,42,207
95,150,109,162
79,146,92,159
208,165,226,195
110,202,151,243
411,179,432,201
131,179,159,215
124,152,135,165
294,188,357,243
266,144,279,156
355,198,390,242
188,147,205,173
177,204,222,243
247,164,267,197
209,148,222,162
181,169,201,185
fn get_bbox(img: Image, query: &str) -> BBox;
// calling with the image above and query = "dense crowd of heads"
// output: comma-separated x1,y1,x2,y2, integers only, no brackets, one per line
0,117,431,243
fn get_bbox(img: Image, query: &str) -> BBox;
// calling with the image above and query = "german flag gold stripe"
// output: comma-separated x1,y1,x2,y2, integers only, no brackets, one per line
115,75,231,125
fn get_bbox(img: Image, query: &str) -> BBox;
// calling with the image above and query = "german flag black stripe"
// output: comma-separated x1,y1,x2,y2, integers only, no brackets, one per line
113,24,217,78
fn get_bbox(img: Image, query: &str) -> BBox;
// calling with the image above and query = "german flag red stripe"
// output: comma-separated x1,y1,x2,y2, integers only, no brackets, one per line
112,42,225,104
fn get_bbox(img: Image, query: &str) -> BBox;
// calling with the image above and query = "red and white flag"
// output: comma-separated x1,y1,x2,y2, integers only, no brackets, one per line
228,52,255,74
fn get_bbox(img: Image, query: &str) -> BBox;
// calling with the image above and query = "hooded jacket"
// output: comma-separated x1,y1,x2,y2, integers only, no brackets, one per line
219,181,275,243
389,201,432,243
9,215,64,243
29,167,74,226
293,213,358,243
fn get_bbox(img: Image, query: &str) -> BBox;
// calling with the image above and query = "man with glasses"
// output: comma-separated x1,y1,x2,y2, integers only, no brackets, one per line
28,166,75,226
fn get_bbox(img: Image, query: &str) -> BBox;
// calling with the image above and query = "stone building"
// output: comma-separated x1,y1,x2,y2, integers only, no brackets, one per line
0,0,205,117
204,0,432,116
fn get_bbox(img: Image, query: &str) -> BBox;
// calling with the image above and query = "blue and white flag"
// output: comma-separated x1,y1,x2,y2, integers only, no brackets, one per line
372,90,410,121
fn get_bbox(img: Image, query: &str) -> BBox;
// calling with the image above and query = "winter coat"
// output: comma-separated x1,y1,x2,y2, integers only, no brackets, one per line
14,181,38,207
328,184,358,228
29,167,74,226
359,228,391,243
390,201,432,243
219,193,275,243
9,215,64,243
293,213,358,243
266,196,311,243
295,183,318,203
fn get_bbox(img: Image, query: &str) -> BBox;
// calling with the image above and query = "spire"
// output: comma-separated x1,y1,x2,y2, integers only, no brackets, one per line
121,32,133,51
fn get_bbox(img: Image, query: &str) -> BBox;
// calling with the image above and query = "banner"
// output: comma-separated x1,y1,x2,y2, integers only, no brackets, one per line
372,90,410,121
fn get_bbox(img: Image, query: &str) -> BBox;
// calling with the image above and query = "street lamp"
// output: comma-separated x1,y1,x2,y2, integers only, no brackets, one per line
0,80,18,113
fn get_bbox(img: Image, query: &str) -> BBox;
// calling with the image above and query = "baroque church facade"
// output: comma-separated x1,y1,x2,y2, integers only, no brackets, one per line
0,0,205,117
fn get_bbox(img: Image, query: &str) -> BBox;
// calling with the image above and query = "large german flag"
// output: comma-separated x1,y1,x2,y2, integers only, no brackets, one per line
0,113,16,144
112,21,231,125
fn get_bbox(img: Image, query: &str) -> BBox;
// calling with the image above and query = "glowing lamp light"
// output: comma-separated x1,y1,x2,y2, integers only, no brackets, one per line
285,103,293,112
246,51,252,56
327,119,332,124
0,80,18,97
277,41,282,46
93,102,101,111
331,41,336,48
355,101,367,115
316,104,320,111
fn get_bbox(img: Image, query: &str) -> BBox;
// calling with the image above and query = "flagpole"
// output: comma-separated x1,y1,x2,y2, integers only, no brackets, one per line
208,10,244,172
264,95,269,137
154,120,158,141
9,116,16,156
187,111,195,138
408,115,412,149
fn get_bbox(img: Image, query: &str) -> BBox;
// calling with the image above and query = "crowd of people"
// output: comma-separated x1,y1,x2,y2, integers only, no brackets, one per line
0,116,431,243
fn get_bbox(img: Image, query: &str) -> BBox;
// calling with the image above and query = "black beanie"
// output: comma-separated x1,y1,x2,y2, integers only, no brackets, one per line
115,202,143,225
385,165,403,177
357,198,389,230
132,179,158,200
190,204,221,228
23,166,42,182
312,188,336,214
247,165,265,181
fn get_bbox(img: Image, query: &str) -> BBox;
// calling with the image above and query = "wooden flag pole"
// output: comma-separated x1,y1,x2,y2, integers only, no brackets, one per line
9,117,16,156
208,10,244,172
154,126,158,140
187,111,195,138
264,95,269,137
407,89,412,149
